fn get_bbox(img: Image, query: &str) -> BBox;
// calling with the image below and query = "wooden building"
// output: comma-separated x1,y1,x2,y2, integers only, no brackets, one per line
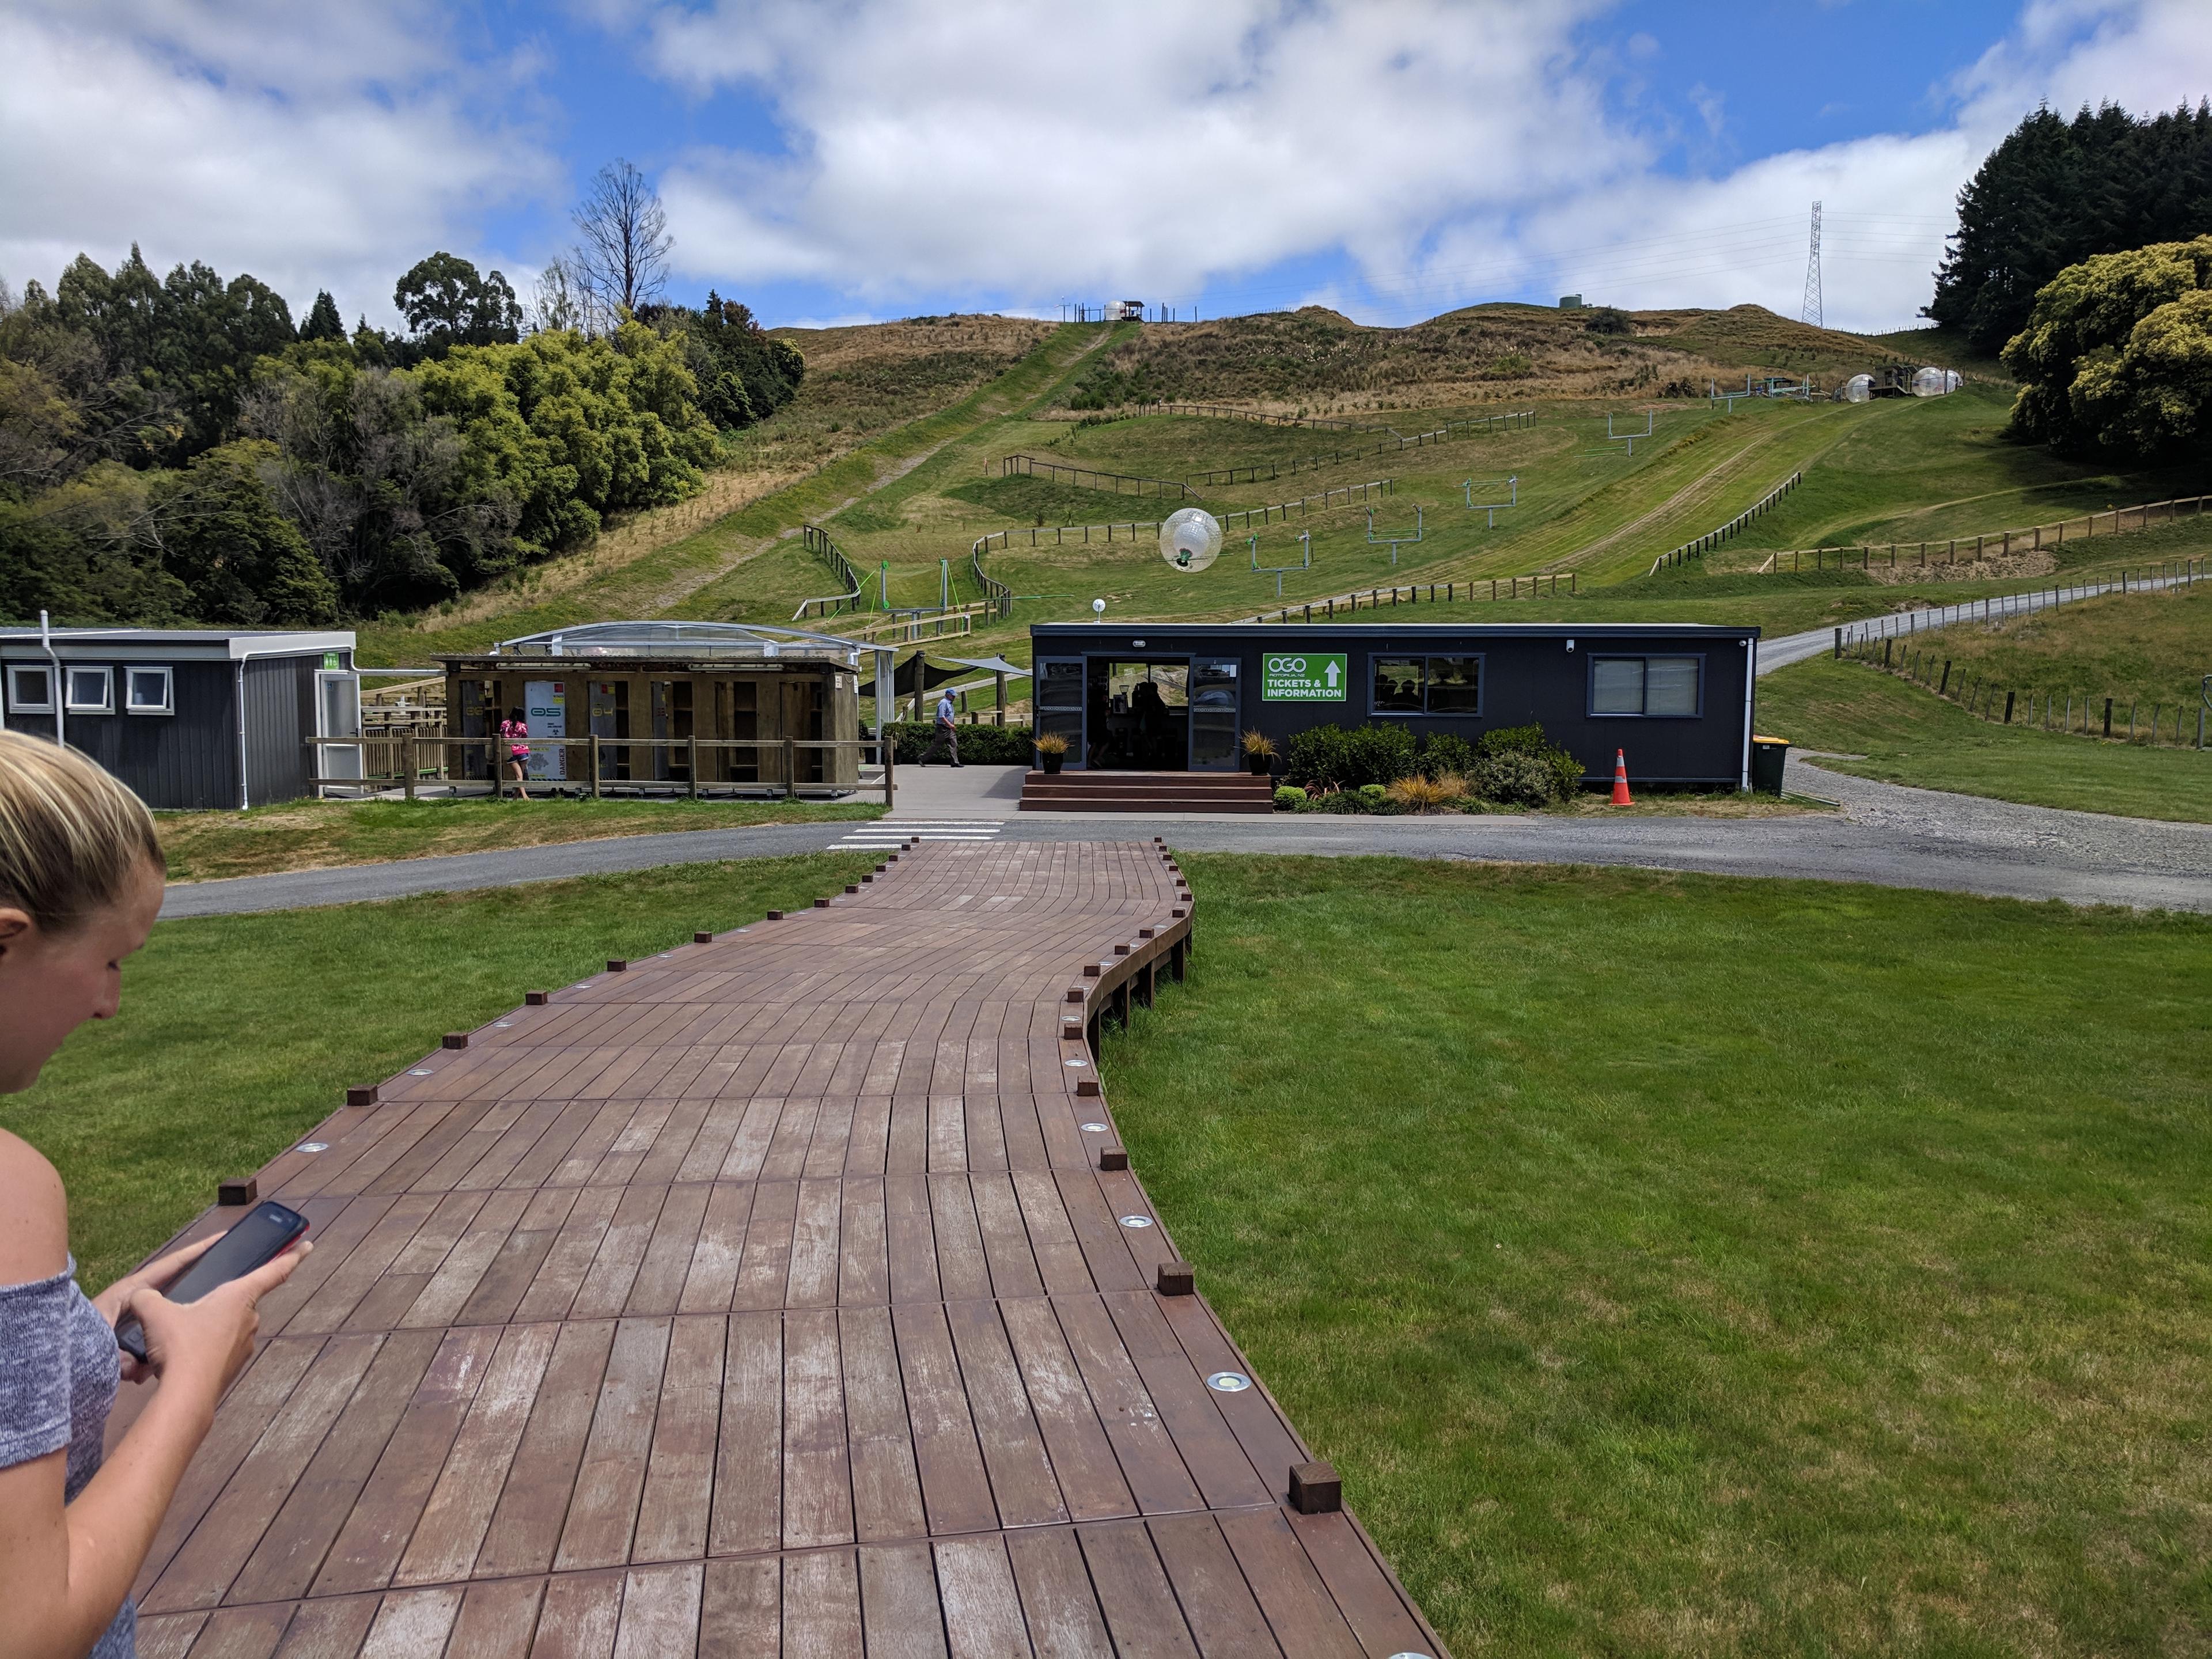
1,624,358,809
436,622,887,794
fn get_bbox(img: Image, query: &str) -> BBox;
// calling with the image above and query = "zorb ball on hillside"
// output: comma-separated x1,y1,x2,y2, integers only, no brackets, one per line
1159,507,1224,572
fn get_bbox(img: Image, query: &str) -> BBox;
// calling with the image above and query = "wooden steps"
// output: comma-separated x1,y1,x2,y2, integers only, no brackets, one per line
1021,769,1277,813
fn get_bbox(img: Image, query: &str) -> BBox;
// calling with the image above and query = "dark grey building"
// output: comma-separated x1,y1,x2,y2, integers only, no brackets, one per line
1029,620,1761,787
1,627,359,810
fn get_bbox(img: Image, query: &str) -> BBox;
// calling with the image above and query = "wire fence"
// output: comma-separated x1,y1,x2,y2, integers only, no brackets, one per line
1830,559,2209,748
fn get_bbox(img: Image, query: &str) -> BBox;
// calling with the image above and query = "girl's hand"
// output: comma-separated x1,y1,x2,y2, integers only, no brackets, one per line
93,1235,221,1382
126,1241,310,1402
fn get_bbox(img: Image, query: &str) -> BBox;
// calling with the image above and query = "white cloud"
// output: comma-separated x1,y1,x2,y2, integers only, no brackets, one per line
0,0,557,324
632,0,2210,329
647,0,1628,305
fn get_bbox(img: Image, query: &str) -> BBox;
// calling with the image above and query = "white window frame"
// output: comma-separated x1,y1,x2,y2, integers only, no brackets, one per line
65,665,113,714
126,665,175,716
6,664,55,713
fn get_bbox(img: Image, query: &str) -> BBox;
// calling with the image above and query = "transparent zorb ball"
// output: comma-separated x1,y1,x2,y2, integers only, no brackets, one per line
1158,507,1224,573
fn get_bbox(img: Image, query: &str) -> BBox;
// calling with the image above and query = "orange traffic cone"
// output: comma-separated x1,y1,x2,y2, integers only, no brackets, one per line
1611,749,1634,806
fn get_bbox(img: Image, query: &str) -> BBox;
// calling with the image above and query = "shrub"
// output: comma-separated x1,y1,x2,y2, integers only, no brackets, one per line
883,722,1035,764
1469,751,1563,807
1385,774,1467,813
1034,732,1068,756
1478,721,1584,800
1357,783,1389,809
1344,726,1416,787
1420,732,1476,778
1313,789,1367,813
1272,785,1308,812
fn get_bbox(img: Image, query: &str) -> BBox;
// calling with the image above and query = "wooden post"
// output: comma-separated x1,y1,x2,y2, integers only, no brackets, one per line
2104,698,2113,739
590,734,601,799
687,736,699,799
402,734,416,802
1939,660,1950,695
492,739,503,800
784,737,797,800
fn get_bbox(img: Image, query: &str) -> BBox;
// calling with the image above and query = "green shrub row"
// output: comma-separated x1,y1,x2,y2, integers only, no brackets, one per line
1274,721,1584,811
881,722,1036,764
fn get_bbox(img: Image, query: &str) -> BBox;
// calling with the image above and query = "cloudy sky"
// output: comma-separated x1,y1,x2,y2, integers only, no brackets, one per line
2,0,2206,334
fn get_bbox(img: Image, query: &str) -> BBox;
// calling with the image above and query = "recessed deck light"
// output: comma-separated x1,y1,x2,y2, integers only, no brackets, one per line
1119,1215,1153,1229
1206,1372,1251,1393
296,1142,328,1153
1065,1058,1086,1068
1081,1122,1108,1132
409,1069,433,1076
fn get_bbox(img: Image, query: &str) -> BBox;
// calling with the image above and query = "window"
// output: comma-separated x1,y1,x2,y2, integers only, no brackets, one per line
6,665,54,711
126,666,173,715
1371,655,1482,715
1590,655,1702,717
65,666,112,713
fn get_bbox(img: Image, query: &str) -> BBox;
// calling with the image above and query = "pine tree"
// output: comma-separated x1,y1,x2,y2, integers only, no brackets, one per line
300,290,344,341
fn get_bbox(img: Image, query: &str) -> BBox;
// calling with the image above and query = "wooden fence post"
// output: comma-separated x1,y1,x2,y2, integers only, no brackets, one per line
784,737,797,800
590,734,601,798
687,736,699,800
402,734,416,802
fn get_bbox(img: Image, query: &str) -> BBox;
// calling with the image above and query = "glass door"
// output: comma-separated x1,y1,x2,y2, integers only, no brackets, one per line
316,671,362,787
1036,658,1084,767
1188,657,1240,771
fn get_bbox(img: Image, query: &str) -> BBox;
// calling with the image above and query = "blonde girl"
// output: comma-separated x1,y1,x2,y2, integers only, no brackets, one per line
0,732,307,1659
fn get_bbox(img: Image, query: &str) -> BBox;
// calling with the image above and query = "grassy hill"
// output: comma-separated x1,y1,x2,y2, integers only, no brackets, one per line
355,301,2210,706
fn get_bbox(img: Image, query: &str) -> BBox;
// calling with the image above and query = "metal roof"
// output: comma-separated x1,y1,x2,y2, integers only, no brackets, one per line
456,620,894,665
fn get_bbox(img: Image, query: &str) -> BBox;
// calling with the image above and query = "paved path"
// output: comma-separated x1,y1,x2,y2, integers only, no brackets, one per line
163,763,2212,917
120,842,1448,1659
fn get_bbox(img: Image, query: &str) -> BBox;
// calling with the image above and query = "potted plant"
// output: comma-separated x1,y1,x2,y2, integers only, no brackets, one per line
1035,731,1069,774
1241,729,1277,777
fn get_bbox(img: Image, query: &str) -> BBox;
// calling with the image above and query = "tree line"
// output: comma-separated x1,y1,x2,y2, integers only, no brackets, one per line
1930,100,2212,354
1,160,804,628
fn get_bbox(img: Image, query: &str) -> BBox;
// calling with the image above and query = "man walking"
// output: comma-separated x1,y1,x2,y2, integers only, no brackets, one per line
921,686,963,766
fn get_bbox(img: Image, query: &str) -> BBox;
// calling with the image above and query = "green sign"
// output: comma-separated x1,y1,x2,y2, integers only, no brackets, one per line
322,652,341,670
1261,652,1347,702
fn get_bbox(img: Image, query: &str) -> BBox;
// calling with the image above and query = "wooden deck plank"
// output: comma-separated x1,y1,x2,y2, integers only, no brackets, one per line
122,844,1443,1658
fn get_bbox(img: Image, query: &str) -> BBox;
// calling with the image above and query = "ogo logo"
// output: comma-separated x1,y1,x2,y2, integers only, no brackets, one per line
1266,656,1306,675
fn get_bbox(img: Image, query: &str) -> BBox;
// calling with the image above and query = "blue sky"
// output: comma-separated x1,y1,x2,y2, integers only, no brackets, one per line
3,1,2206,334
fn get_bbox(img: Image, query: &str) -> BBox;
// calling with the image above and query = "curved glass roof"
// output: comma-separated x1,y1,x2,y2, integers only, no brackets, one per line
484,620,876,664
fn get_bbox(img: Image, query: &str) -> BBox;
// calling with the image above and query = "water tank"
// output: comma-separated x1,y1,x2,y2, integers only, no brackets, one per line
1841,374,1873,404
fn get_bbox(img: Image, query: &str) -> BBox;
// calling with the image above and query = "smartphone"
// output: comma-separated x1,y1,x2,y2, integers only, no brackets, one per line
115,1200,309,1363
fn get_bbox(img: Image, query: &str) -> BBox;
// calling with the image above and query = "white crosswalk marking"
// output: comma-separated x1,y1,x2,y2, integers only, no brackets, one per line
835,819,1009,847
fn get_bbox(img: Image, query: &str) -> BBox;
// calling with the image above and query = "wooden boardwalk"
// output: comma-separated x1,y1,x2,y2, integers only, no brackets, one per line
115,841,1446,1659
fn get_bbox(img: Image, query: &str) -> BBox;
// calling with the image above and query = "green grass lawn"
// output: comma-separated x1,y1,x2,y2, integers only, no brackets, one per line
1758,655,2212,822
2,854,875,1287
1106,855,2212,1658
156,794,883,883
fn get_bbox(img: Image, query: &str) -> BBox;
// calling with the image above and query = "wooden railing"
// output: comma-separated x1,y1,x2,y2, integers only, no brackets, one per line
305,735,895,806
997,454,1194,499
1750,494,2211,575
793,524,867,619
1647,472,1804,574
1244,571,1578,623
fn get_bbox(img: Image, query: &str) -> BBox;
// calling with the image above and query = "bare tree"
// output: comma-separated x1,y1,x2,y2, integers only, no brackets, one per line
571,159,673,320
529,251,603,336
